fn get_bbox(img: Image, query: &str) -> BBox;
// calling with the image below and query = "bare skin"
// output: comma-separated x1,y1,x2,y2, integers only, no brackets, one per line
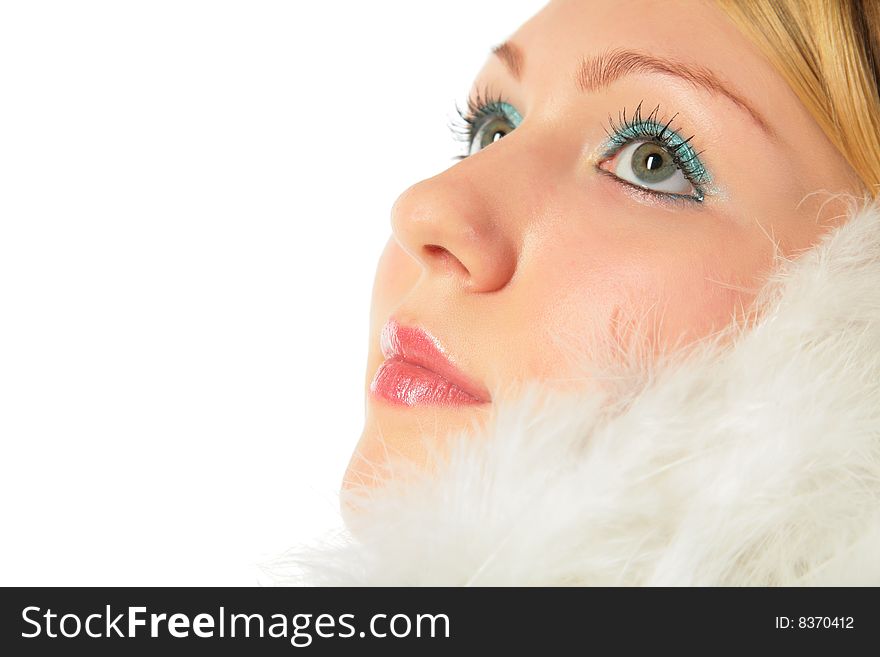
344,0,865,490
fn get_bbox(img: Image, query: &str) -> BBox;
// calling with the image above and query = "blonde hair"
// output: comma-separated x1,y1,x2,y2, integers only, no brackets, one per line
716,0,880,197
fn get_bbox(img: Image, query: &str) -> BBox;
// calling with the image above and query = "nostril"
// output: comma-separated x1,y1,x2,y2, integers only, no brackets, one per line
423,244,469,276
424,244,449,259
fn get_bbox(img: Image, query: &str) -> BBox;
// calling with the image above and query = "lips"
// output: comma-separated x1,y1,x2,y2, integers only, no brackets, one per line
369,319,490,407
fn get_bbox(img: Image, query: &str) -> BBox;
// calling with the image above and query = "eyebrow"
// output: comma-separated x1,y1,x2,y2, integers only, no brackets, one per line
491,41,524,80
490,41,774,138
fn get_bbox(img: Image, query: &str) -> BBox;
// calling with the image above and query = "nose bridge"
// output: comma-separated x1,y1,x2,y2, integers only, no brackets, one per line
389,140,528,293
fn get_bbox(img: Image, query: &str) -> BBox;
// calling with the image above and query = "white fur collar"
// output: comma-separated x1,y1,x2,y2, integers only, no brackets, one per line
272,196,880,586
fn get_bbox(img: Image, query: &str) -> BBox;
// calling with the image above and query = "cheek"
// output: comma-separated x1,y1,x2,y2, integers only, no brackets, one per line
611,235,773,353
655,245,769,344
515,212,775,381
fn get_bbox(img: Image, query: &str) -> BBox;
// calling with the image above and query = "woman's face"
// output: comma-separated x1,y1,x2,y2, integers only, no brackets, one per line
344,0,863,487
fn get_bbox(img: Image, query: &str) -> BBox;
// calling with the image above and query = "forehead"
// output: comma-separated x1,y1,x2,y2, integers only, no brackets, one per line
501,0,786,108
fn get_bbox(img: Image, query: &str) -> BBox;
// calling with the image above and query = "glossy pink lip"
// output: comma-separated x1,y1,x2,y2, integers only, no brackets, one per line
369,319,490,407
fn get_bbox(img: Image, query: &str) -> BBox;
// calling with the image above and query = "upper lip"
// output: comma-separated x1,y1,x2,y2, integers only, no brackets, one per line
380,318,491,403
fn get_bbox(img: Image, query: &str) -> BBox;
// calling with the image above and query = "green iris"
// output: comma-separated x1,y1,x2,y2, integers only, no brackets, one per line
631,142,677,184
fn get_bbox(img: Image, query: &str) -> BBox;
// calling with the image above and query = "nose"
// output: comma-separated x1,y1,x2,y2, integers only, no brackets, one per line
390,163,519,293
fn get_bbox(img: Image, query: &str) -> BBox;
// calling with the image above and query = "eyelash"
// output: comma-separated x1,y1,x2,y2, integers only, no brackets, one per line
447,88,711,202
447,83,514,161
600,100,711,201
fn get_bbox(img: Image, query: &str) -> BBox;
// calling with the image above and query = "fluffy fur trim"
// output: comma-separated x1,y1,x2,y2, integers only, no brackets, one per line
270,196,880,586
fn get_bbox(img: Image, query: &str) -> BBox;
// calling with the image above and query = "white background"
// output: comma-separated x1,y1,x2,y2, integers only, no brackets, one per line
0,1,546,585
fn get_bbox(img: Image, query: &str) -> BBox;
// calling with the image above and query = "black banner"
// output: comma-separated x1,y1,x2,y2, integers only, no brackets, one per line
0,587,875,654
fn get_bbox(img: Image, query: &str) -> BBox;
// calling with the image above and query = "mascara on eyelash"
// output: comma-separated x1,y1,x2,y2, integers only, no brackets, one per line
601,100,713,192
448,83,520,148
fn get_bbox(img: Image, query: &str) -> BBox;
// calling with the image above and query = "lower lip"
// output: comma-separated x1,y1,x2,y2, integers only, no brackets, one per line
370,358,486,407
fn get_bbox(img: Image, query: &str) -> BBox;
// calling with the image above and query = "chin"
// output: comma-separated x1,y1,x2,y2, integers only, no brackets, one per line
343,400,492,492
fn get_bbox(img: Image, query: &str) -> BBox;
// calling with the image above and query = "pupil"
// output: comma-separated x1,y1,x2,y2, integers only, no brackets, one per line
493,131,504,143
645,153,663,170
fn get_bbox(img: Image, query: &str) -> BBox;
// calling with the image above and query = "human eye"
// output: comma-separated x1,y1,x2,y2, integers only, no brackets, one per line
448,84,523,159
597,101,712,203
